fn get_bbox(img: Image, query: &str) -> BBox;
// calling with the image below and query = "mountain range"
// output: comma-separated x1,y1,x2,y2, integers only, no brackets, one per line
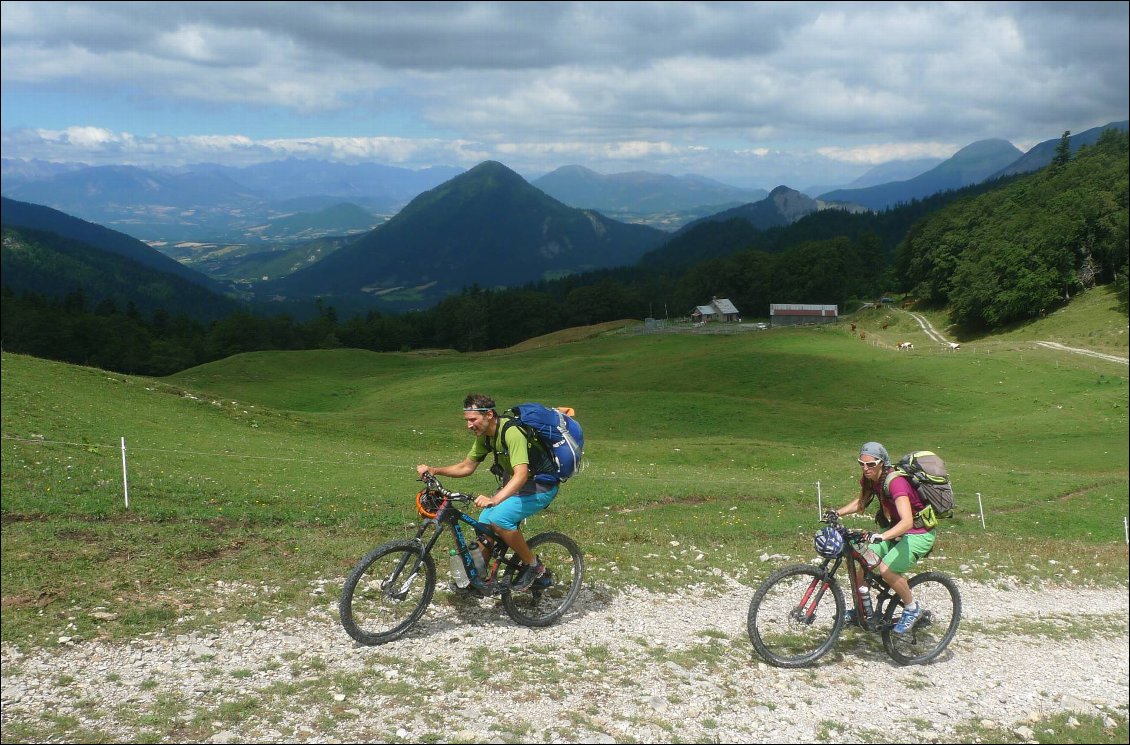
815,138,1024,211
531,166,769,226
3,120,1126,316
3,121,1125,249
0,159,462,245
675,184,868,236
816,121,1128,210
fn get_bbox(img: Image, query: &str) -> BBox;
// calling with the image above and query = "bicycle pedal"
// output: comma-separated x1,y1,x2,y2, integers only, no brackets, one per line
471,579,499,597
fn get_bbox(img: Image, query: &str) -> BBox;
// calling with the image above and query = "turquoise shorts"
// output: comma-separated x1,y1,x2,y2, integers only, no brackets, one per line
479,483,558,531
873,531,936,574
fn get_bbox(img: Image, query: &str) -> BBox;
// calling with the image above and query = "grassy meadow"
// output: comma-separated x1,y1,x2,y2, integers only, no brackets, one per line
2,291,1128,649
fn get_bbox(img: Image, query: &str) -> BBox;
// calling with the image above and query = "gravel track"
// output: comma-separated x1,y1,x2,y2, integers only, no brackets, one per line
2,577,1127,743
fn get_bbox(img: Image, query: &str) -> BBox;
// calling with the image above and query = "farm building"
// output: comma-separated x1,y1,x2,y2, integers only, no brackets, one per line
690,297,741,323
770,304,838,326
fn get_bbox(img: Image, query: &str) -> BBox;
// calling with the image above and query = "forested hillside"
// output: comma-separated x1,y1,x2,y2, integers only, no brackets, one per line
895,128,1129,328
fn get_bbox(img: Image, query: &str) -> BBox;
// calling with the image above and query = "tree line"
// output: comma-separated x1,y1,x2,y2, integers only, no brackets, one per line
1,229,881,376
2,130,1126,376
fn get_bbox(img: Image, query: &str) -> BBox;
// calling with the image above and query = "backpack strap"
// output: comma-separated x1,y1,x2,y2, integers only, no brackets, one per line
881,469,904,499
488,417,515,487
883,468,932,526
489,417,552,485
856,466,904,517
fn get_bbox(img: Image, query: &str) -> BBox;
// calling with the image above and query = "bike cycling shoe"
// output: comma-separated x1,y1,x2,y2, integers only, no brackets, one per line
510,560,546,592
893,604,922,633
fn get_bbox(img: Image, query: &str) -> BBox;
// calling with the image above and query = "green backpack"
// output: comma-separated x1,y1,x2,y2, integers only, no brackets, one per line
888,450,956,522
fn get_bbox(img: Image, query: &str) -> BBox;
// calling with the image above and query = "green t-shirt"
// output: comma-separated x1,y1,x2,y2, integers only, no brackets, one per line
467,417,530,475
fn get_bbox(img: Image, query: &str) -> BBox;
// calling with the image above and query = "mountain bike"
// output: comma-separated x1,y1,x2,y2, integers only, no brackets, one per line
339,473,584,645
747,512,961,667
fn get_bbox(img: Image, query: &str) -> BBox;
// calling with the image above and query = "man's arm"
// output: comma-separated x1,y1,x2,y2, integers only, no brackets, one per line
417,458,480,479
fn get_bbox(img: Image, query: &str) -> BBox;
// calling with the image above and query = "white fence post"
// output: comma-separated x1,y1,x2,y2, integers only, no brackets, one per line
121,436,130,508
816,480,822,517
976,492,985,529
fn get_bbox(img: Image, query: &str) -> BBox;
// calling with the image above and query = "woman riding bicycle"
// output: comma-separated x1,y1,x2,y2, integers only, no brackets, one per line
830,441,936,633
415,393,557,592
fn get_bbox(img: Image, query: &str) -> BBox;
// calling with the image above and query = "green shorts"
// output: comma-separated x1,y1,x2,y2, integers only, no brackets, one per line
873,530,936,574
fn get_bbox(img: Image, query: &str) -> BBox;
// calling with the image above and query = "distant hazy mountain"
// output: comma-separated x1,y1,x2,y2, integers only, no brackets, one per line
677,185,866,235
1,196,229,295
0,158,462,244
802,158,944,198
179,158,463,207
3,164,256,210
991,120,1129,179
818,139,1023,211
268,161,667,305
848,158,946,189
0,158,89,182
533,165,768,214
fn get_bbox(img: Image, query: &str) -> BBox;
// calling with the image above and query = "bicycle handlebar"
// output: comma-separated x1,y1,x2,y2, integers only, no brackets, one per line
419,472,474,502
821,511,870,544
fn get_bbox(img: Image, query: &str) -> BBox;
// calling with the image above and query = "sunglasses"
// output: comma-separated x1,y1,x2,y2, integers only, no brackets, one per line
857,459,882,468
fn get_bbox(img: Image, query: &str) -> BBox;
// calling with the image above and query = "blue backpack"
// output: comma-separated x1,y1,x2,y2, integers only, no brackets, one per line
495,403,584,485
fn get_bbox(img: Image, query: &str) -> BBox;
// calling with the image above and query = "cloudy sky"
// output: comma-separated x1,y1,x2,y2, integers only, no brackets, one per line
2,1,1127,189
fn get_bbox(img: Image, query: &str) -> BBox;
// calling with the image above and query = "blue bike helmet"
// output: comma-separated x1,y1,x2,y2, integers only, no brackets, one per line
814,526,844,558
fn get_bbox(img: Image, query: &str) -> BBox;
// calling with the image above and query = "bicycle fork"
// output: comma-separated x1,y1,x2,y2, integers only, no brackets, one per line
794,574,835,625
384,534,436,600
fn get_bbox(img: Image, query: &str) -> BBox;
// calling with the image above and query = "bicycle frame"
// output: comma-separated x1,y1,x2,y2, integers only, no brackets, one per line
816,535,901,632
405,476,520,594
425,505,506,589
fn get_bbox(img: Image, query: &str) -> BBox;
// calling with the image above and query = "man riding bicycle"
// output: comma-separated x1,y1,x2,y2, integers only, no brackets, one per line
829,441,936,633
416,393,558,592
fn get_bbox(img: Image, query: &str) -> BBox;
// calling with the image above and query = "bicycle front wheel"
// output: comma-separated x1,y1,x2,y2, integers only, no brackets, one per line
501,531,584,627
339,540,436,645
882,571,961,665
747,564,845,668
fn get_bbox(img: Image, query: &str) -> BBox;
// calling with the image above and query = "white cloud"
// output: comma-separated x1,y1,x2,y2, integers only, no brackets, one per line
1,1,1126,188
816,142,962,165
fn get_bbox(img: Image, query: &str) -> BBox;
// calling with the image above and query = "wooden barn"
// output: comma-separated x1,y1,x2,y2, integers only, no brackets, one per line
691,297,741,323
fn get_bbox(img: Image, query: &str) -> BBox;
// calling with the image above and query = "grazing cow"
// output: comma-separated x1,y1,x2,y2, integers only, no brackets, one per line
948,342,961,351
898,341,914,351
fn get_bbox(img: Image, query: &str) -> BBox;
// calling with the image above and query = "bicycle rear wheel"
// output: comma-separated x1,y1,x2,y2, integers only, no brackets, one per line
747,564,845,668
339,540,436,645
881,571,961,665
501,531,584,627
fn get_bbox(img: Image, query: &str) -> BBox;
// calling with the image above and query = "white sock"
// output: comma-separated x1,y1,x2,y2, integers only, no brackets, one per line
904,601,919,612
